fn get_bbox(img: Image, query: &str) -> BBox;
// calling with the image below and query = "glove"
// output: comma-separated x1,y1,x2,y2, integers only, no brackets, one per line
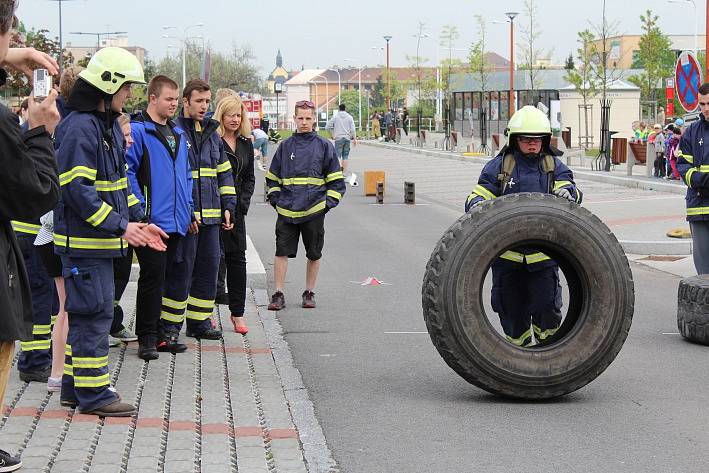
553,188,574,201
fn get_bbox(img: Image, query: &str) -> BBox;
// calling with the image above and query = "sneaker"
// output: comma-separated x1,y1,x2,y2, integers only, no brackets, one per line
215,292,229,305
0,448,22,472
80,400,136,417
47,376,62,393
156,335,188,354
186,327,222,340
268,291,285,311
111,328,138,342
108,336,122,347
302,290,316,309
19,365,51,383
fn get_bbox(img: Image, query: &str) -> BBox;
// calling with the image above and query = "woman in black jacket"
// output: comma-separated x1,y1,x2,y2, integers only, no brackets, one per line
214,96,255,333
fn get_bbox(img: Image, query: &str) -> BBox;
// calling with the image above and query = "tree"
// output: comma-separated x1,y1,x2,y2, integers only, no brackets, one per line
627,10,674,106
589,0,623,104
564,29,599,149
371,70,406,111
439,24,462,126
565,53,575,70
338,89,369,129
518,0,549,93
468,15,491,110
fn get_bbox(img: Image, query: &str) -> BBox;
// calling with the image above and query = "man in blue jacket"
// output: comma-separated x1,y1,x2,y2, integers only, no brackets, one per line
126,75,195,359
265,100,346,310
54,48,167,416
160,79,236,341
465,106,582,347
677,82,709,274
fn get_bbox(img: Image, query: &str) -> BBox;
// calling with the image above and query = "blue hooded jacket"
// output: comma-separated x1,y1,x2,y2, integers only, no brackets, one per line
125,111,194,235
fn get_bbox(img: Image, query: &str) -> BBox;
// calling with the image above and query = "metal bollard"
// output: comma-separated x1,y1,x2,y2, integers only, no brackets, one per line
376,181,384,204
404,182,415,204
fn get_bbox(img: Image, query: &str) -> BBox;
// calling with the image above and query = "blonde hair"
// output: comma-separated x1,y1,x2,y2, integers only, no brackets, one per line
214,88,237,106
214,96,252,138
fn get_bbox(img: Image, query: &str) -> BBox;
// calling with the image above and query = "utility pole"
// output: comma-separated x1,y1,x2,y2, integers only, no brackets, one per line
383,35,392,110
506,12,519,118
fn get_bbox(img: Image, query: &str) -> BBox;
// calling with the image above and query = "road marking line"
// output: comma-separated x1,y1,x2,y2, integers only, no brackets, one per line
246,235,266,275
384,331,428,334
662,332,681,335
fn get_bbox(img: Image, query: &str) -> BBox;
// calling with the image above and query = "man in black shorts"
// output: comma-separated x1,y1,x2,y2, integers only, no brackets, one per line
265,100,345,309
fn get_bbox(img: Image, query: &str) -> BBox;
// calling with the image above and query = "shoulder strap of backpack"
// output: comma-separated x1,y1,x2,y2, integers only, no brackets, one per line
541,154,556,193
497,153,516,194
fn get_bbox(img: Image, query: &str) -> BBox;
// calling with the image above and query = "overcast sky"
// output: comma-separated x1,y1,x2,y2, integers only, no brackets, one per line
15,0,708,78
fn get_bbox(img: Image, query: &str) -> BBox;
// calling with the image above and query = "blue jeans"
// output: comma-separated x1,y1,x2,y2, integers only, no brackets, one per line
253,138,268,157
335,138,351,160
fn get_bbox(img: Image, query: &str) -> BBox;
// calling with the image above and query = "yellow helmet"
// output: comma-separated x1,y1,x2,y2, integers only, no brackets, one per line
78,47,146,95
506,105,551,137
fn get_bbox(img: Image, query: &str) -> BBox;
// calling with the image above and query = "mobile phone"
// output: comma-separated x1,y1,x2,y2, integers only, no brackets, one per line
33,69,52,99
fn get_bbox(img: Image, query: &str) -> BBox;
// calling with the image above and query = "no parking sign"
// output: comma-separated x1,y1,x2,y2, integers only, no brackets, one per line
675,51,702,112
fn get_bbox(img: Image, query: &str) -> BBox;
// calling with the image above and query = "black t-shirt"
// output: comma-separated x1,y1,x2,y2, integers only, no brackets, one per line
155,122,177,155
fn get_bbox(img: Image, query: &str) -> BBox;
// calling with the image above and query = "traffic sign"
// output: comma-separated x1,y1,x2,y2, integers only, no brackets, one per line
675,51,702,113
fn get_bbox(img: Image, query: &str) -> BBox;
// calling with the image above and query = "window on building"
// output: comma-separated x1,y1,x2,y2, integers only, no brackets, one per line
463,92,472,120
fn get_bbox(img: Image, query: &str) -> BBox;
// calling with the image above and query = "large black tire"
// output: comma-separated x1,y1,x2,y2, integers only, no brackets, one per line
677,275,709,345
422,193,635,399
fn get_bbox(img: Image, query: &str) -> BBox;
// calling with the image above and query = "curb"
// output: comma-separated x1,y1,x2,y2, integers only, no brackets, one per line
361,141,692,256
246,236,339,473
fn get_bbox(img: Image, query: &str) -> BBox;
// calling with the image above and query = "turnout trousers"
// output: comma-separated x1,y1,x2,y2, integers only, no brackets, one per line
60,256,117,411
161,225,220,335
491,262,563,347
16,234,52,374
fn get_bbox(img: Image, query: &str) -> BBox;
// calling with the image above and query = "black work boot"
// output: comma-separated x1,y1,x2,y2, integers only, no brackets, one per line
157,329,188,354
138,336,159,361
80,400,137,417
186,327,223,340
19,365,51,383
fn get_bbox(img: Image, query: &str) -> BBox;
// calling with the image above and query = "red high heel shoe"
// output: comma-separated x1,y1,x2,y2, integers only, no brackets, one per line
230,315,248,334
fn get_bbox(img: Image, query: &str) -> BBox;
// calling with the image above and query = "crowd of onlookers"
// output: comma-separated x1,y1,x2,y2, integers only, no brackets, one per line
631,116,686,180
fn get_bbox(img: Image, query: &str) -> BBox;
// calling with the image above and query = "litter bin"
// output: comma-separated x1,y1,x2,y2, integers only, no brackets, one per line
611,136,627,164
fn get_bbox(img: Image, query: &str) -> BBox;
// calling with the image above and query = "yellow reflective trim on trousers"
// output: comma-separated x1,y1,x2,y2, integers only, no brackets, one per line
327,189,342,200
127,193,140,207
191,168,218,179
217,161,232,173
160,311,185,323
700,165,709,172
162,297,188,310
54,233,124,250
525,252,551,264
506,328,533,346
276,200,327,219
32,324,52,335
267,186,281,195
687,206,709,216
187,296,214,309
64,365,73,375
51,315,58,325
282,177,326,186
219,186,236,195
86,202,113,227
201,209,221,219
500,251,525,263
678,151,693,164
65,344,72,356
73,373,110,388
265,171,282,183
533,325,559,341
11,221,41,234
59,166,97,186
94,177,128,192
20,340,51,351
73,356,108,369
474,185,496,201
325,171,344,183
553,180,573,192
186,310,212,321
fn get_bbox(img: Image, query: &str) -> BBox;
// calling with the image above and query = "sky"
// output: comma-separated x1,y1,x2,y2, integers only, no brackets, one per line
15,0,708,80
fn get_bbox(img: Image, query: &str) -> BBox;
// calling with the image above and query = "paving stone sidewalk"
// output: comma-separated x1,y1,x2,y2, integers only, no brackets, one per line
0,281,309,473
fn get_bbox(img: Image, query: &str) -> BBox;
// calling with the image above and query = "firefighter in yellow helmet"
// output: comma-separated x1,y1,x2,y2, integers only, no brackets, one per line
53,47,167,416
465,106,583,347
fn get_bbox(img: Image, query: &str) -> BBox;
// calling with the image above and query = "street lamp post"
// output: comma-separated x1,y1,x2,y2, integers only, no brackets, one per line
274,81,283,130
668,0,698,56
332,68,341,104
383,36,392,110
344,59,364,131
47,0,78,76
505,12,519,118
163,23,204,91
313,74,329,118
413,32,429,137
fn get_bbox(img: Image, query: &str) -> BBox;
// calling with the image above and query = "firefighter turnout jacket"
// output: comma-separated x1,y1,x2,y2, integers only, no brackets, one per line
176,116,236,225
265,131,346,223
677,115,709,221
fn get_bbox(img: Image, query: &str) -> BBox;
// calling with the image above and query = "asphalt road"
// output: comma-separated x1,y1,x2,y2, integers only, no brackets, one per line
247,145,708,473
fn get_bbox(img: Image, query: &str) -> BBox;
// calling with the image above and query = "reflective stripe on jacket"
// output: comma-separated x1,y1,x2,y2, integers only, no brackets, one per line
177,116,236,225
677,116,709,222
265,132,346,223
53,112,144,258
125,112,194,235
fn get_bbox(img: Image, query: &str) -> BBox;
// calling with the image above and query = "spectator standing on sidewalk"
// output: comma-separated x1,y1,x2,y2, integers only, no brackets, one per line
666,126,682,180
402,106,409,136
383,109,393,141
0,3,63,464
677,83,709,274
370,111,381,140
214,96,255,334
54,47,167,416
326,103,357,178
652,124,666,178
252,126,269,170
125,75,195,360
265,100,346,310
